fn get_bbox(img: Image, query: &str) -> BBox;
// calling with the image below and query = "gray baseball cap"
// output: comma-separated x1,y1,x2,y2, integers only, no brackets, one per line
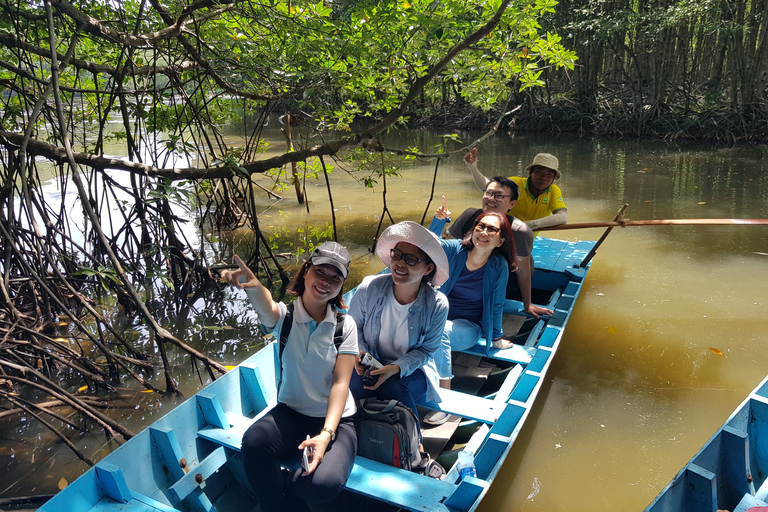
308,241,351,279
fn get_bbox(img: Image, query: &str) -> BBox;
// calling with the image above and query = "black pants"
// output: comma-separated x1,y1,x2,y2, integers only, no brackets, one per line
241,403,357,512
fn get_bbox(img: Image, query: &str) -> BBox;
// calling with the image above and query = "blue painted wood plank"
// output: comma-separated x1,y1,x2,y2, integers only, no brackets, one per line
489,402,526,438
685,463,717,512
345,456,456,511
131,492,184,512
474,433,508,480
149,427,187,481
461,341,534,365
89,500,173,511
240,364,272,414
444,476,488,511
149,427,215,512
510,371,541,403
95,462,132,503
167,447,227,503
420,389,503,424
197,393,229,430
198,406,274,452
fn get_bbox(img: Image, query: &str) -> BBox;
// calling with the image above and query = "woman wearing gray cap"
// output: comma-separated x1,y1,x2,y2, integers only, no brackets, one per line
221,241,358,512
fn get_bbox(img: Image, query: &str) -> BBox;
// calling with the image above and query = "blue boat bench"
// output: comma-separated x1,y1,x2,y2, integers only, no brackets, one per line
191,341,541,512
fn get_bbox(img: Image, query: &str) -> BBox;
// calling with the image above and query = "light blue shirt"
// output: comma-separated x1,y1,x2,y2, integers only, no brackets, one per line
348,274,448,403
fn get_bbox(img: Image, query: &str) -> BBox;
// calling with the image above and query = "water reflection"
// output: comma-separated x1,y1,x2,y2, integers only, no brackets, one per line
1,130,767,511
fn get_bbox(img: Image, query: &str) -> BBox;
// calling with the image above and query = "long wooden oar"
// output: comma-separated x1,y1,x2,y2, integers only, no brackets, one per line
578,203,629,267
540,218,768,231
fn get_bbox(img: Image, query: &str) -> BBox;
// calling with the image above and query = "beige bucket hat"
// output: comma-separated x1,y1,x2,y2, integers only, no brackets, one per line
525,153,561,179
376,221,449,286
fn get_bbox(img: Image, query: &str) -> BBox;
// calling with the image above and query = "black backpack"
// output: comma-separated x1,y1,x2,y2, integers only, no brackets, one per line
355,398,422,471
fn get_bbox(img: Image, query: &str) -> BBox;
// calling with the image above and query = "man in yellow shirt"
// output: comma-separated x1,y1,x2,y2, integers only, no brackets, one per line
464,148,567,232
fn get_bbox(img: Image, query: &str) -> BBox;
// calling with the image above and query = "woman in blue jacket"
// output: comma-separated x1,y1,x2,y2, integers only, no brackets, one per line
425,210,516,425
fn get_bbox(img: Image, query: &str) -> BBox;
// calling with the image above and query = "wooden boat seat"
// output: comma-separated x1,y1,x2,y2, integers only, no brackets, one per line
197,410,486,512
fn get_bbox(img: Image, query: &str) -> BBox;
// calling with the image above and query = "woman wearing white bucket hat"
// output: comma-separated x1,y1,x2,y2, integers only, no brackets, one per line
464,148,568,232
347,221,449,443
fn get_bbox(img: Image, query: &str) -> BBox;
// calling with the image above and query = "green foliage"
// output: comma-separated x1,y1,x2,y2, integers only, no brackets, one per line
73,264,123,292
344,147,402,188
267,212,335,256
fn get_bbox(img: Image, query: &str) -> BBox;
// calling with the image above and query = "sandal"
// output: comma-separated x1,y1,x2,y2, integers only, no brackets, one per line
413,451,446,480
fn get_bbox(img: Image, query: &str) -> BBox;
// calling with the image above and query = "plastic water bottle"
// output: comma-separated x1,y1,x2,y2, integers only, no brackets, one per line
457,448,476,480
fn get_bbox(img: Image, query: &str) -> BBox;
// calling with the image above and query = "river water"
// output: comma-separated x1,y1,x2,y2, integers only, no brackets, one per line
2,128,767,511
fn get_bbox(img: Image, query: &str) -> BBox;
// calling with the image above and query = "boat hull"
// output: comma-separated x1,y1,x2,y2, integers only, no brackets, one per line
39,236,595,512
646,375,768,512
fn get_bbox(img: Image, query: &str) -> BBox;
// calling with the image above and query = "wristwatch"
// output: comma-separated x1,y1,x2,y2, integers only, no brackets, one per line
320,427,335,441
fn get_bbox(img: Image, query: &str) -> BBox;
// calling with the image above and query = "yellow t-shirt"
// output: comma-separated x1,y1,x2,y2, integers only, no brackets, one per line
508,176,566,222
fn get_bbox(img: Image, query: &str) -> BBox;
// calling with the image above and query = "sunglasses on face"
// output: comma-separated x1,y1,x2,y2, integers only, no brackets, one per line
390,248,429,267
474,222,501,235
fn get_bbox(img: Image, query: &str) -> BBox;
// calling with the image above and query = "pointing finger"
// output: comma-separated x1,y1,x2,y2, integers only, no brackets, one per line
234,254,249,273
442,195,447,209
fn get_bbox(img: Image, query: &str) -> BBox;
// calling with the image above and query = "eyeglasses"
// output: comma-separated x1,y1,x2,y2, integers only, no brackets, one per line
390,248,430,267
474,222,501,236
483,190,511,201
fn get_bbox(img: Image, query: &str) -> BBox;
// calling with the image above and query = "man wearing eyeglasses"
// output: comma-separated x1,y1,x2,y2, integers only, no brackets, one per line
463,148,568,233
430,180,553,320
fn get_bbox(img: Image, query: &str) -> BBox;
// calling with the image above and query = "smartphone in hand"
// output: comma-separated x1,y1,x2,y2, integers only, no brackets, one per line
302,435,313,471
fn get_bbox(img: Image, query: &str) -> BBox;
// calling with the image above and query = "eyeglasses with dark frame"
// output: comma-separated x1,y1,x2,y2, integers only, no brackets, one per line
390,248,430,267
483,190,512,201
474,222,501,236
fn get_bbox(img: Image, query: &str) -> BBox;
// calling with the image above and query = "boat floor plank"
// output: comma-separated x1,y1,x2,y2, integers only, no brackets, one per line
420,355,492,459
501,314,526,340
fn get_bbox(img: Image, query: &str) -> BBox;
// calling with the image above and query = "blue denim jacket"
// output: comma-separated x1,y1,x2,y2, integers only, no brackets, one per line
348,273,448,403
430,217,508,343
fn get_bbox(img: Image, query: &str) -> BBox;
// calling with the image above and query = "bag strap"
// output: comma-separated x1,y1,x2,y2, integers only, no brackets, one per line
278,303,345,360
278,303,294,360
361,398,400,415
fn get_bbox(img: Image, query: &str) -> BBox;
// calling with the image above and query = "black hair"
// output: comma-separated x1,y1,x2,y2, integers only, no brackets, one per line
486,176,520,201
288,261,347,309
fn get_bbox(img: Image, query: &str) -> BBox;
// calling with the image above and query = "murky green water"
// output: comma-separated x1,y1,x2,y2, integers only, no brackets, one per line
2,129,767,510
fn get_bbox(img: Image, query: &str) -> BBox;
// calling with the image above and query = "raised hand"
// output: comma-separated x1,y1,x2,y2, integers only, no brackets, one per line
464,147,478,166
434,195,451,220
220,255,260,288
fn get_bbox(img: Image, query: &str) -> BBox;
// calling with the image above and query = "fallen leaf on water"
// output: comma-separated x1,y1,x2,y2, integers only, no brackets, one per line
77,385,88,393
222,325,234,330
606,326,617,334
141,389,154,393
698,201,706,205
58,477,68,490
709,347,724,356
225,365,237,370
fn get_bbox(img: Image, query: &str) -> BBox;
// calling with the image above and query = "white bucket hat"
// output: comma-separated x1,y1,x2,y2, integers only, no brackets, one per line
376,221,449,286
525,153,561,179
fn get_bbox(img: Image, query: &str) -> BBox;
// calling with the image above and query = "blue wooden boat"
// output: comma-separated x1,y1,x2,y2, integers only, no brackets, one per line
38,236,595,512
645,375,768,512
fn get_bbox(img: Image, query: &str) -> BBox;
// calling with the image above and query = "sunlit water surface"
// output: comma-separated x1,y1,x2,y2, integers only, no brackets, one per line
1,129,767,511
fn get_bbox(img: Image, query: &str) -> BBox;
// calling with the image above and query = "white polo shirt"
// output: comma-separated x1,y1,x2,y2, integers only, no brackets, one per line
254,295,358,418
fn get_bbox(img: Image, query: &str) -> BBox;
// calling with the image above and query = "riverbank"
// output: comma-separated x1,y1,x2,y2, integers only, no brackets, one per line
408,100,768,144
